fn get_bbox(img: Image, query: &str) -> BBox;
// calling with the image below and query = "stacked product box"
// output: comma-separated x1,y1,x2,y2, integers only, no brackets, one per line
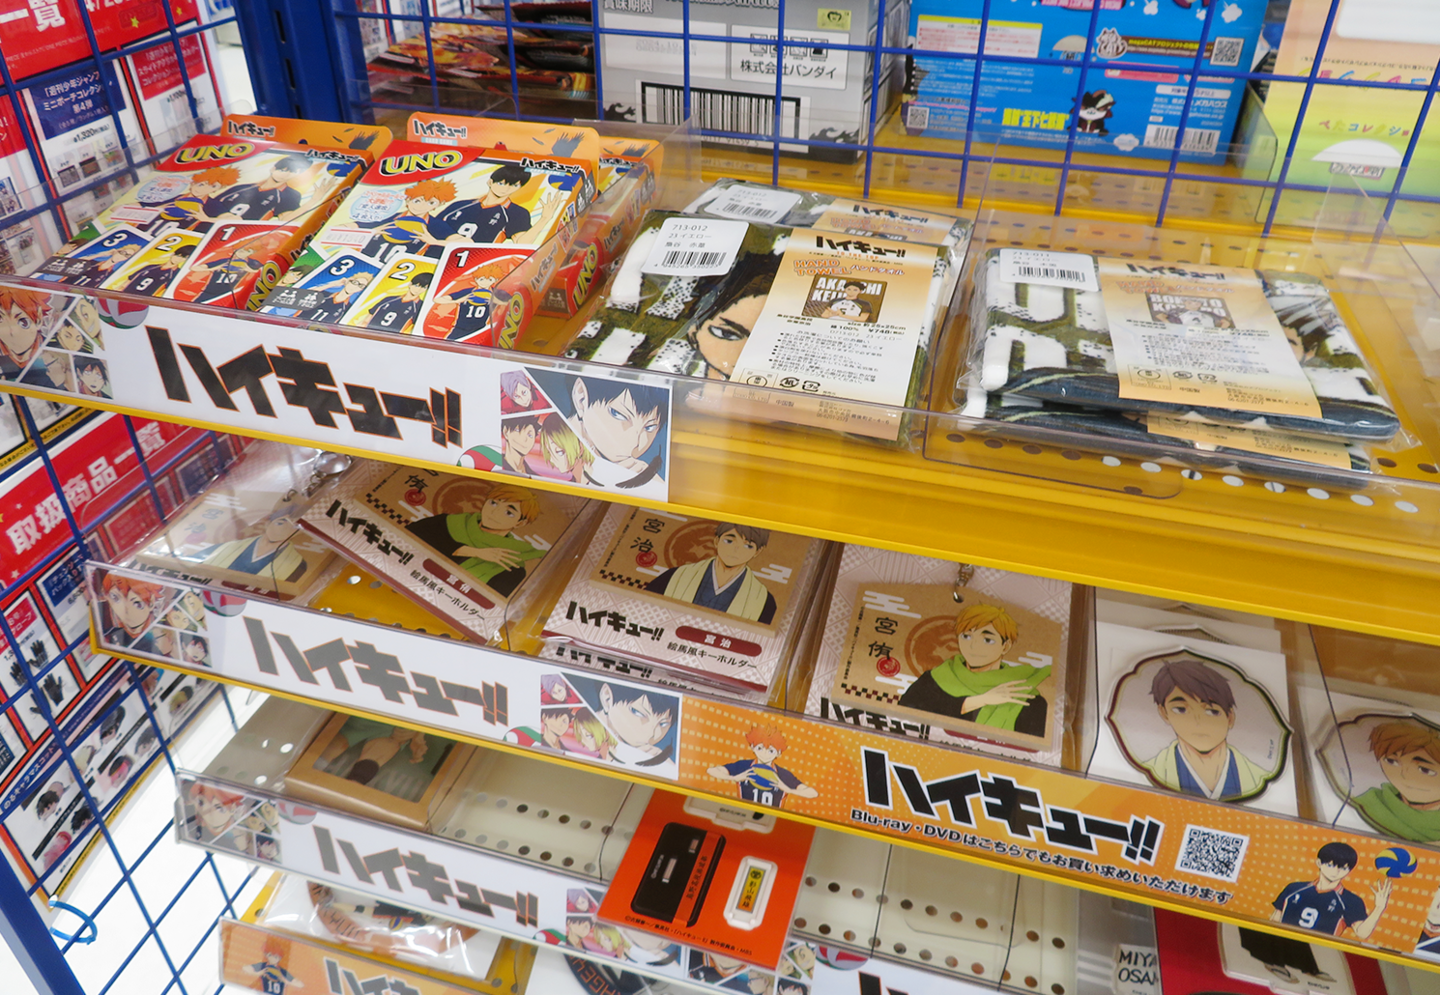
30,117,385,310
256,139,586,345
902,0,1267,162
599,0,908,161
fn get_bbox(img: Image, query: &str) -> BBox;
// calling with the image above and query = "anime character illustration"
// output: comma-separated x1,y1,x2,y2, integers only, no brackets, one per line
316,717,431,788
564,709,617,761
1351,718,1440,843
22,350,73,392
644,522,778,624
405,483,544,596
120,243,194,296
361,179,455,258
157,167,238,228
528,417,592,484
688,283,766,381
690,953,774,993
168,685,195,718
180,633,210,669
568,888,599,914
186,243,263,305
198,490,309,584
897,603,1051,735
434,269,501,341
51,319,94,354
782,944,815,979
151,627,178,658
185,782,249,848
558,375,667,491
562,673,678,771
292,271,372,324
166,600,201,632
1234,927,1335,988
777,982,806,995
353,272,430,332
1417,885,1440,959
1074,90,1116,134
74,357,111,399
819,280,874,322
206,153,338,223
430,164,564,245
507,706,574,752
564,914,593,950
99,573,168,652
501,371,540,413
244,936,304,993
75,242,143,286
1271,842,1391,942
0,289,53,380
592,925,632,960
1135,655,1275,801
460,415,538,477
707,725,818,809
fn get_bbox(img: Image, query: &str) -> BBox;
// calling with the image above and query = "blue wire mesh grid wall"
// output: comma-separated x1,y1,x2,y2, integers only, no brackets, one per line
0,4,279,993
315,0,1440,236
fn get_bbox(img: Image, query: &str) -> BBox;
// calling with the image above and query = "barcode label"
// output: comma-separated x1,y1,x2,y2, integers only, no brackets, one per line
905,102,930,131
641,217,749,277
701,184,802,224
1143,124,1221,155
640,81,803,140
1208,36,1244,68
998,249,1099,292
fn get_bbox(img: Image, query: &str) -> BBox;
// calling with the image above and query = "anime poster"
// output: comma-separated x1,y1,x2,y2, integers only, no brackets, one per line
505,671,680,779
299,459,592,641
832,583,1064,750
178,779,283,863
542,505,825,689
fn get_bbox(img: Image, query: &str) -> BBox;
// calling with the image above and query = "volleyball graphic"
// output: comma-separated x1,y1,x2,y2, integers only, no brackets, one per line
1375,847,1418,879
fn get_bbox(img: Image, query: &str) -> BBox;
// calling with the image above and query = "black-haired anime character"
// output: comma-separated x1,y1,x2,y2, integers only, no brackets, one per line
1271,842,1390,941
559,375,666,490
205,153,330,223
355,272,431,332
428,164,562,245
74,356,111,398
562,673,678,770
122,244,195,297
1074,90,1116,135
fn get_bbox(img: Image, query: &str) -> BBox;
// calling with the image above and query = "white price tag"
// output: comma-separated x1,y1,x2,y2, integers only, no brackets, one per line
999,249,1100,291
641,217,748,276
704,185,803,223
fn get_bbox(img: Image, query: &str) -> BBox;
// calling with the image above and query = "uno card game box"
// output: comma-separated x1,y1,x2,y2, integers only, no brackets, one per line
258,140,585,345
33,118,380,309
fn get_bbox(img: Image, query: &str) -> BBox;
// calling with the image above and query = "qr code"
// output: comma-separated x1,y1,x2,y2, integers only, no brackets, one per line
1176,824,1249,882
906,103,930,131
1210,36,1244,68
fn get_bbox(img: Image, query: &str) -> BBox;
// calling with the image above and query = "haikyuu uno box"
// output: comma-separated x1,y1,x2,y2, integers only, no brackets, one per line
260,140,585,344
33,128,372,309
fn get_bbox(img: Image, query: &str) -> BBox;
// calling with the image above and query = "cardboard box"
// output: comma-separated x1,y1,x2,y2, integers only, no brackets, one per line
599,0,908,161
902,0,1266,162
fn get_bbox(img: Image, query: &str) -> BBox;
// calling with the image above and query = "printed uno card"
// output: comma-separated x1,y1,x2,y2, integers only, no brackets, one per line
259,251,384,325
168,221,292,308
101,228,204,297
339,254,437,335
34,224,150,287
413,243,533,342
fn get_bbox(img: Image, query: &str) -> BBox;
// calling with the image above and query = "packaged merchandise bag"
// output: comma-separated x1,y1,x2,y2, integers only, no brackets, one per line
958,248,1400,478
257,140,585,344
33,119,379,310
562,206,962,441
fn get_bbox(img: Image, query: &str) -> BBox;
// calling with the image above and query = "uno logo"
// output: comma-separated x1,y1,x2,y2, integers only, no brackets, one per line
571,244,599,309
247,260,284,310
377,150,464,176
173,142,254,163
499,292,526,349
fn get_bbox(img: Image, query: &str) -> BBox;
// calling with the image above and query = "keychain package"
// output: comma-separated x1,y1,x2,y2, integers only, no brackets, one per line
257,140,585,343
127,442,342,599
298,459,594,643
959,248,1402,478
563,206,961,440
541,504,828,691
34,122,376,309
805,543,1082,766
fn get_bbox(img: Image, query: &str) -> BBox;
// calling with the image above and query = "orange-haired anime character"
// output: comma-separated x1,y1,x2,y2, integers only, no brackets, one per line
186,781,249,847
0,288,52,379
707,725,818,810
158,165,241,228
99,573,169,653
427,258,518,341
243,933,303,992
361,177,458,259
